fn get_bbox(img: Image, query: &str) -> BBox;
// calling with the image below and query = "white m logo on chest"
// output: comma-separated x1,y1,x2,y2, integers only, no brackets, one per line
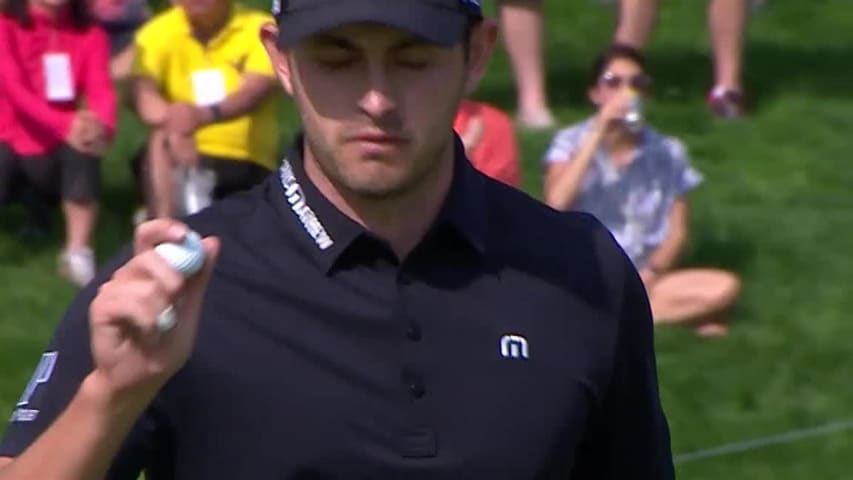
500,334,529,360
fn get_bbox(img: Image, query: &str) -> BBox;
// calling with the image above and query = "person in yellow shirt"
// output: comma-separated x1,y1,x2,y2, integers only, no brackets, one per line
129,0,281,219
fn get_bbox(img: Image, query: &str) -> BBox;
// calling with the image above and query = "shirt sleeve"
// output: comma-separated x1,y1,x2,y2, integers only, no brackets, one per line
571,220,676,479
664,137,703,196
243,15,276,77
82,26,118,138
0,18,74,141
131,24,166,86
0,246,165,479
543,124,585,165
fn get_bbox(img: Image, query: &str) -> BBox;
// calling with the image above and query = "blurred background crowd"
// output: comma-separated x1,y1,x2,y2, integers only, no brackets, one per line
0,0,764,337
0,0,755,335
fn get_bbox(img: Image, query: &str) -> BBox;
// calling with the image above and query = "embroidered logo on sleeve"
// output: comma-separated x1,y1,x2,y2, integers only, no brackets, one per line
10,351,58,423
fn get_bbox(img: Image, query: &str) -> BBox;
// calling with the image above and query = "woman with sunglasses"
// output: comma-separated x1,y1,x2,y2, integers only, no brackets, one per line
543,43,741,337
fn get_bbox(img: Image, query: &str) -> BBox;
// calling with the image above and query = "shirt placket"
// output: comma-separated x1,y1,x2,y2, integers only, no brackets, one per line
394,262,437,459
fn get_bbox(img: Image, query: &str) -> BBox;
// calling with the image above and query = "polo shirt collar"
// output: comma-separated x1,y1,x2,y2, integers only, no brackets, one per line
272,132,488,273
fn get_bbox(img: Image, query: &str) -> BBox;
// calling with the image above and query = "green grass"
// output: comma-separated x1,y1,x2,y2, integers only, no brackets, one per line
2,0,853,477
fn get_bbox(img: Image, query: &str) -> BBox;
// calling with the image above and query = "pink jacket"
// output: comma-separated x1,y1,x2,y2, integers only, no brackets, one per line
0,8,117,156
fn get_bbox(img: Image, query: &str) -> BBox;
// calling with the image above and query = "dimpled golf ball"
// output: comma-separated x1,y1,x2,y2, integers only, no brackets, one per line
154,230,206,277
154,230,206,333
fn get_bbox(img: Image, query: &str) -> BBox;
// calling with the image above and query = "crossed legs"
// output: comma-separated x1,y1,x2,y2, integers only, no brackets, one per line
646,268,741,337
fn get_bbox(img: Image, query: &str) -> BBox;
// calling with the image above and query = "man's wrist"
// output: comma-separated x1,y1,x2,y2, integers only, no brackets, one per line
202,104,223,125
81,371,161,417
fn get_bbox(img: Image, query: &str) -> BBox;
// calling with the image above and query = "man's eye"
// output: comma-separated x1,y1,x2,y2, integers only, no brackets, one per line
311,48,357,69
395,57,431,70
317,58,356,69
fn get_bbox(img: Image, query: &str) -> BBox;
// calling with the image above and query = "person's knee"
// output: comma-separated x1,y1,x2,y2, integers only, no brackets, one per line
705,270,741,310
718,270,741,304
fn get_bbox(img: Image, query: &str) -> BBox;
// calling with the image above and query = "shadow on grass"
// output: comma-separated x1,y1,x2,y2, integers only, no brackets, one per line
0,179,137,266
683,219,756,276
92,181,138,260
649,40,853,111
0,207,60,261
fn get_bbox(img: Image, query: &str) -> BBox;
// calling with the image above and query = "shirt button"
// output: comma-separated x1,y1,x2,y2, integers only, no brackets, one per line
402,368,426,398
398,271,414,285
408,382,426,399
406,325,421,341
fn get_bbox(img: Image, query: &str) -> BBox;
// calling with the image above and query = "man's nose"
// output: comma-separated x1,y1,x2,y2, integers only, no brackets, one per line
357,63,397,120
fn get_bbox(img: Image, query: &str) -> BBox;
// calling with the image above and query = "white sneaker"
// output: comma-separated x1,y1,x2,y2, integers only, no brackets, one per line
59,247,96,288
132,206,149,226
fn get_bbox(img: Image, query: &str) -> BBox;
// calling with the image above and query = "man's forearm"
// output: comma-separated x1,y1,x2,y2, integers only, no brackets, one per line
199,74,275,125
130,77,170,127
0,372,156,480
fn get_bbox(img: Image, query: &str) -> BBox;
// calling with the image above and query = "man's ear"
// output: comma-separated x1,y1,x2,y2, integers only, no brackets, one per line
463,19,498,96
260,23,294,96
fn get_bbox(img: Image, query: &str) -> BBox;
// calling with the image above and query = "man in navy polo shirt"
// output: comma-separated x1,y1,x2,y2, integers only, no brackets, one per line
0,1,675,478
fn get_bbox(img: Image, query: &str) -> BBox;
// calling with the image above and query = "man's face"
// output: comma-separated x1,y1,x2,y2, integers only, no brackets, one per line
178,0,226,19
589,57,651,108
265,22,493,200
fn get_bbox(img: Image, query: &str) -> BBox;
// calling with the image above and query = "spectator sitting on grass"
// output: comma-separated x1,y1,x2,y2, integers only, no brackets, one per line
453,98,521,188
543,44,740,337
128,0,281,220
0,0,117,287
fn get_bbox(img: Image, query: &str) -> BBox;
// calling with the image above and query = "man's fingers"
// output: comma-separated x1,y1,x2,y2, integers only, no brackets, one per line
134,219,189,254
91,280,173,338
112,250,186,298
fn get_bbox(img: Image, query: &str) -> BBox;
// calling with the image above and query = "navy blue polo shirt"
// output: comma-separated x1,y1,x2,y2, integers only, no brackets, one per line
0,135,674,479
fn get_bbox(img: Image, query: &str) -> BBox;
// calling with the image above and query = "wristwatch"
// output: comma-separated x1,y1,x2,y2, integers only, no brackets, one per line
208,104,223,123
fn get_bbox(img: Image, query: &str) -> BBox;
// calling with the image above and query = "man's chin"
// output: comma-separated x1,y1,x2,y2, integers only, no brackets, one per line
343,179,411,201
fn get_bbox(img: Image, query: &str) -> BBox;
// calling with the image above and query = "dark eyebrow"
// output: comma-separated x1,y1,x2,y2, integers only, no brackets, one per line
308,35,357,50
392,38,436,51
307,34,436,51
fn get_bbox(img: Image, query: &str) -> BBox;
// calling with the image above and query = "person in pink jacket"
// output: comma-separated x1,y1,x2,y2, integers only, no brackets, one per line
0,0,117,287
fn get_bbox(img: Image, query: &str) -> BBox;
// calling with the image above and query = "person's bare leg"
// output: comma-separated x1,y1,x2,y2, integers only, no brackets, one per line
708,0,747,92
498,0,553,129
146,129,175,218
614,0,660,49
647,268,742,336
57,199,99,286
63,200,96,250
110,45,136,82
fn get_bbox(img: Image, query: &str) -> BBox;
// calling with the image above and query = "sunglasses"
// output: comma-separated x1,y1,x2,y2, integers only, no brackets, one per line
599,71,652,91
